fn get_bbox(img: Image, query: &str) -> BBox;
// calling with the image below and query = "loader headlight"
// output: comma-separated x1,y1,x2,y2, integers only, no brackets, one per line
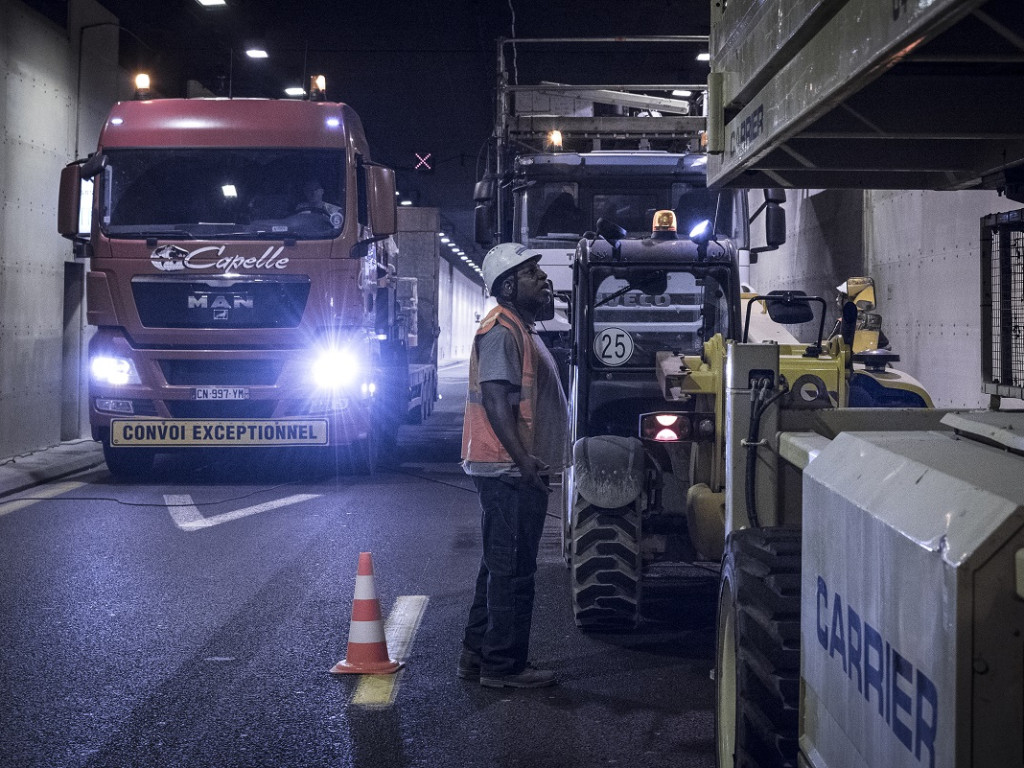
90,356,141,386
639,412,716,443
312,348,360,389
640,412,692,442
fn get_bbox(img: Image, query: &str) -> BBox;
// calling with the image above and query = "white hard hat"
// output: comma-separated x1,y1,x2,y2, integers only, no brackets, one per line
482,242,539,296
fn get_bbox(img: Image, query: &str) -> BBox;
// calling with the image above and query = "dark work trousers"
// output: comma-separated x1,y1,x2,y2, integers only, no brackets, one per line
462,475,549,676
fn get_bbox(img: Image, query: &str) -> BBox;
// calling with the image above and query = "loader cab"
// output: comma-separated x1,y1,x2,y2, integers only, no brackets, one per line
569,216,742,442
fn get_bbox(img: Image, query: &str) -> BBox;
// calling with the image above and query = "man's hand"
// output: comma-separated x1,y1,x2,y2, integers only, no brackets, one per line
518,454,551,494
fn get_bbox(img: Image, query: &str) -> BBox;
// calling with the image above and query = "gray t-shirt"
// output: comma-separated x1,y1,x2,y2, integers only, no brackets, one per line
463,322,568,477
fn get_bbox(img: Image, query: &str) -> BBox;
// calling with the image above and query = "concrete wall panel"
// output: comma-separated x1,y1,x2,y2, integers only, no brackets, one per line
752,187,1020,409
0,0,72,456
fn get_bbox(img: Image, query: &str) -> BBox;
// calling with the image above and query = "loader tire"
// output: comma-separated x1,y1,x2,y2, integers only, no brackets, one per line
715,527,801,768
570,501,641,631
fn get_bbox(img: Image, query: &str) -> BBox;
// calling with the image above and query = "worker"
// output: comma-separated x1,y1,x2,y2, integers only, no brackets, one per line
458,242,568,689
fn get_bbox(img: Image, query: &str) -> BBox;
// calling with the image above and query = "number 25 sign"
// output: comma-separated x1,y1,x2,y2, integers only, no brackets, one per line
593,327,634,366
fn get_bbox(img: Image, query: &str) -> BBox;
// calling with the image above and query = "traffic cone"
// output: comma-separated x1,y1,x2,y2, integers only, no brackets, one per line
330,551,403,675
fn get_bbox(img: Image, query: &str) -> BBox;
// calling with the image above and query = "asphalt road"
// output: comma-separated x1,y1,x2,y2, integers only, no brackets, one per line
0,365,719,768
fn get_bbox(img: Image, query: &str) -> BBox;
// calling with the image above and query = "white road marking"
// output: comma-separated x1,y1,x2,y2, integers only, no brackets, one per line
164,493,320,531
351,595,430,709
0,481,86,517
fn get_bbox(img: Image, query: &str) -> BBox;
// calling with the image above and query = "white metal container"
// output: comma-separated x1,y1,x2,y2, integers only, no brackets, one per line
800,413,1024,767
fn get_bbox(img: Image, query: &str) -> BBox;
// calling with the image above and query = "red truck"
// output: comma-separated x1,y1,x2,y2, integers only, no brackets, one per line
58,93,434,477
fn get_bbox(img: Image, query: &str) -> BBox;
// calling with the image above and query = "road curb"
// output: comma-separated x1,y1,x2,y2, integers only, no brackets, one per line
0,441,106,499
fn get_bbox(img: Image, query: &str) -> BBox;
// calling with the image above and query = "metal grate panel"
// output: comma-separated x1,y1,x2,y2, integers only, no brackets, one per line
159,359,283,386
981,209,1024,400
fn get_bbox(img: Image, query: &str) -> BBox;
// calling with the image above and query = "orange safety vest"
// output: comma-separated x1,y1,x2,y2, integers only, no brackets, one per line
461,304,538,463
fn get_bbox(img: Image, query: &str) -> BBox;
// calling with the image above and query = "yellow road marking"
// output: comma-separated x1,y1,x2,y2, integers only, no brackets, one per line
351,595,429,709
0,481,86,517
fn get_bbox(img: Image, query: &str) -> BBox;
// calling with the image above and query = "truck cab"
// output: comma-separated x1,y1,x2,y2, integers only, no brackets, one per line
58,96,406,476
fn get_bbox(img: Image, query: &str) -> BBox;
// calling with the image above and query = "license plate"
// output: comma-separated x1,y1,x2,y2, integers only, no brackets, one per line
194,387,249,401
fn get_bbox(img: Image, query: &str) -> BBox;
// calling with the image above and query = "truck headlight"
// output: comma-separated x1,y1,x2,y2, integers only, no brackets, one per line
312,349,360,389
91,356,141,386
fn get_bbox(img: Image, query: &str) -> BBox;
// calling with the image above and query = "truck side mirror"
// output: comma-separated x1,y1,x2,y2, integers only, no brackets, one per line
765,202,786,248
474,202,495,245
367,164,397,236
57,163,83,240
474,177,496,202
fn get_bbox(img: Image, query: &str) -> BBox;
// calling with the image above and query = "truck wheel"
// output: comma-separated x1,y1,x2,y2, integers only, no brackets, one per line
421,370,435,420
570,501,641,630
102,439,154,479
348,428,379,475
715,527,801,768
560,464,575,566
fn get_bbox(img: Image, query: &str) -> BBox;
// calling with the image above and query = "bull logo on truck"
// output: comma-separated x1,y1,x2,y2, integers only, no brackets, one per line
151,244,189,271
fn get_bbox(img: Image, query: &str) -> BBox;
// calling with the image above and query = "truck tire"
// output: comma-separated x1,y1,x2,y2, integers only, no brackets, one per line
570,501,642,630
348,427,379,475
101,439,154,479
715,527,801,768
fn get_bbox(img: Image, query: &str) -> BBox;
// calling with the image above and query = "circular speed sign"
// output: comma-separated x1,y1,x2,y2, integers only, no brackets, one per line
593,327,634,366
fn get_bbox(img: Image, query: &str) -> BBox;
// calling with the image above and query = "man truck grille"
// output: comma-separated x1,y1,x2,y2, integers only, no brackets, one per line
132,276,311,329
166,401,277,418
158,359,283,386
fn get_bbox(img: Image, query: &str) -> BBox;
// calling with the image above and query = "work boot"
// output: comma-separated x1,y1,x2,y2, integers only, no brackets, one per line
480,665,556,689
456,649,482,680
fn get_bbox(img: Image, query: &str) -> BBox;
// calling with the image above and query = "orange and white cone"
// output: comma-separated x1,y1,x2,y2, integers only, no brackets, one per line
330,552,402,675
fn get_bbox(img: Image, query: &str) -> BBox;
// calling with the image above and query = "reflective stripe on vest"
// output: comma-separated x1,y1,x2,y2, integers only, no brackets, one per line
461,304,538,463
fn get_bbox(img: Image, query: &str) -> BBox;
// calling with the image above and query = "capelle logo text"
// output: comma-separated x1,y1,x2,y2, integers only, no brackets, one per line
151,245,290,272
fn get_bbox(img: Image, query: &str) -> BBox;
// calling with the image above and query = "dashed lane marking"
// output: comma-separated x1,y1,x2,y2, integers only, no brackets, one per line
351,595,429,709
164,493,321,531
0,481,86,517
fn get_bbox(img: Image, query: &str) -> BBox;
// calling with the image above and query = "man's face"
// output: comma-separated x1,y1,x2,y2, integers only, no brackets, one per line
514,258,551,310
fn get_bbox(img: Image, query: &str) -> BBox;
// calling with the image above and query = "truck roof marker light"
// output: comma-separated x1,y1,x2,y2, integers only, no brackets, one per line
110,117,124,126
285,86,305,97
133,73,151,100
326,117,340,128
310,75,327,102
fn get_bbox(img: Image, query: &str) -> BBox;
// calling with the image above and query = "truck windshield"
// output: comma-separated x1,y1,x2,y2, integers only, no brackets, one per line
99,148,346,240
519,181,733,245
590,265,733,368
